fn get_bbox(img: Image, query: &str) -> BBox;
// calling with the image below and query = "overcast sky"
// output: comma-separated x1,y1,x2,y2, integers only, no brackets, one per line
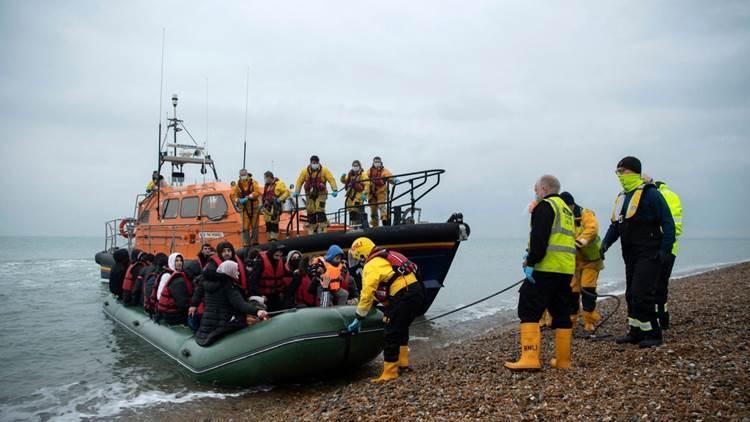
1,1,748,239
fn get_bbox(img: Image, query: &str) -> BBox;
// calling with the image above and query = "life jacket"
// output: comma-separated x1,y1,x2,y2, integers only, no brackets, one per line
257,251,286,296
122,261,144,295
156,271,193,315
345,171,366,194
237,179,257,200
303,166,326,194
368,167,386,189
143,269,163,314
317,257,350,292
365,248,418,305
295,273,317,307
263,178,279,206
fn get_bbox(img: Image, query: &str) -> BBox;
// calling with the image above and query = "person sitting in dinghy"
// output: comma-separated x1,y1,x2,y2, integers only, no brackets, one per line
312,245,359,307
189,260,268,347
154,253,193,325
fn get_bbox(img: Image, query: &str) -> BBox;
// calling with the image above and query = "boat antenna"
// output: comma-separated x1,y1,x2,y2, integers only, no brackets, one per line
242,66,249,169
204,76,208,184
157,28,166,221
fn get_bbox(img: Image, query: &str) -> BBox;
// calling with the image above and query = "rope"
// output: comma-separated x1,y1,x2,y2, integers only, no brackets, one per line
414,279,525,326
579,288,621,338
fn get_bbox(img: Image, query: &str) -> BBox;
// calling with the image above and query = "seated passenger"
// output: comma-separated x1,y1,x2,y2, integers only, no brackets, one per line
252,245,288,312
197,243,215,269
143,253,168,316
313,245,359,307
203,241,250,298
293,255,318,308
155,253,193,325
108,248,131,299
122,252,148,305
189,260,268,347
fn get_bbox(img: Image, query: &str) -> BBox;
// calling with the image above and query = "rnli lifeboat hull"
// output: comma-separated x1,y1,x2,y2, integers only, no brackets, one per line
103,298,384,386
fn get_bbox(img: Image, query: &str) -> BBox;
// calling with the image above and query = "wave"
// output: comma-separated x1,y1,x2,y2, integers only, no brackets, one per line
0,379,257,422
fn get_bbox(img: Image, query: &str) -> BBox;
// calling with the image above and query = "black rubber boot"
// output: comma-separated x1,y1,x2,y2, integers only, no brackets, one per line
657,304,670,330
615,327,642,345
639,321,663,348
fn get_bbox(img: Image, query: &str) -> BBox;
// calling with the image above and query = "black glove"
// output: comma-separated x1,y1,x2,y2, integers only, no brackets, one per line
656,250,670,264
599,244,609,260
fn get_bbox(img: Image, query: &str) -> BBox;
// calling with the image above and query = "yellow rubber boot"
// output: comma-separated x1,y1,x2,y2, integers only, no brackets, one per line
539,310,552,328
549,328,573,369
371,361,400,383
398,346,410,372
571,313,579,328
504,323,541,371
583,310,601,332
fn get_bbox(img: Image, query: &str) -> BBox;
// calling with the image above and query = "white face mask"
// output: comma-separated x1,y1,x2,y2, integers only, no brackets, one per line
240,175,249,181
352,166,360,172
265,178,273,185
311,163,320,170
373,162,383,169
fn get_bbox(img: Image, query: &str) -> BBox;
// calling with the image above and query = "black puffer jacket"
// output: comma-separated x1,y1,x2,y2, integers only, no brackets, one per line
109,249,130,299
191,273,264,347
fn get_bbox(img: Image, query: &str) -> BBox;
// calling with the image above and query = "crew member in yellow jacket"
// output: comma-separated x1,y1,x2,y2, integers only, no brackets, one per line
261,171,290,242
559,192,605,333
294,155,338,234
345,237,423,382
367,157,397,227
230,169,262,247
340,160,370,228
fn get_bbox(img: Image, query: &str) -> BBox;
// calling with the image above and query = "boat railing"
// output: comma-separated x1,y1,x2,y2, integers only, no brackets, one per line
287,169,444,236
104,218,134,253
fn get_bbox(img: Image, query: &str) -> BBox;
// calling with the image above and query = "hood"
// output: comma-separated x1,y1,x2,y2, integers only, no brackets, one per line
167,252,182,272
113,249,130,265
130,248,144,262
153,253,168,269
217,260,239,281
325,245,344,262
216,241,236,260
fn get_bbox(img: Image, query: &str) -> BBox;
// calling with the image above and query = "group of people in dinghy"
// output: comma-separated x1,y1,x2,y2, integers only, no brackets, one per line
108,241,361,346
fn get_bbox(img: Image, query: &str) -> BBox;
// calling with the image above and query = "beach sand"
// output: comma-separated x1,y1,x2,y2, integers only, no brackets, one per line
150,262,750,421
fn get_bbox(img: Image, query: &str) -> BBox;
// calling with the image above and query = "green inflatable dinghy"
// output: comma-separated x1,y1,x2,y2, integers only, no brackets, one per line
103,297,385,386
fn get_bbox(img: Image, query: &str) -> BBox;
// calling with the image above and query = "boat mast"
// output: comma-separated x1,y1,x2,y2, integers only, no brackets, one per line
242,66,249,169
157,28,166,221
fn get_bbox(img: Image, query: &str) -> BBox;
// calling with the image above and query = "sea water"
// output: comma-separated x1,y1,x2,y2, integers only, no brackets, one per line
0,236,748,421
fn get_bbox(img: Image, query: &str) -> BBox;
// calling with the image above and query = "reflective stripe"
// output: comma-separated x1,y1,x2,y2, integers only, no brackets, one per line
628,317,653,331
611,184,650,222
547,245,577,254
551,227,576,237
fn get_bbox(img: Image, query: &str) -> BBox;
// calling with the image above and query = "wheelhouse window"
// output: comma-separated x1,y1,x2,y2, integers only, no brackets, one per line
162,198,180,219
181,196,199,218
201,194,228,220
138,209,150,224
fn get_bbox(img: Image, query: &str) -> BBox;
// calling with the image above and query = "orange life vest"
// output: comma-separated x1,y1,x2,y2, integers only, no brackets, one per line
303,166,326,193
317,258,350,292
368,167,386,189
345,171,366,193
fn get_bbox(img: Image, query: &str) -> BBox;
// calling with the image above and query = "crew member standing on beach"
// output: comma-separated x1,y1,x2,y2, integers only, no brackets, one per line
346,237,423,382
231,169,262,247
641,175,683,330
505,175,576,371
600,157,675,348
559,191,605,333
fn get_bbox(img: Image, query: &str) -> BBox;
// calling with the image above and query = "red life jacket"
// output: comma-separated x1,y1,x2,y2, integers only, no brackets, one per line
156,271,193,315
303,166,326,193
368,167,386,189
263,178,279,206
237,179,256,200
258,251,286,296
345,171,365,193
122,262,143,295
366,248,417,304
295,274,317,307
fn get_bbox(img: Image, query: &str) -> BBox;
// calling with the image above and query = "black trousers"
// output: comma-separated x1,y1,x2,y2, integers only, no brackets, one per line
624,250,661,333
656,253,676,326
383,283,424,362
517,271,573,329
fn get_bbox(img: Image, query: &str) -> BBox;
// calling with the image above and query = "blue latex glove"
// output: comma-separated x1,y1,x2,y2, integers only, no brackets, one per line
341,173,346,179
360,193,367,202
239,197,248,205
293,192,299,199
331,191,338,198
523,266,536,284
347,318,361,334
393,178,400,184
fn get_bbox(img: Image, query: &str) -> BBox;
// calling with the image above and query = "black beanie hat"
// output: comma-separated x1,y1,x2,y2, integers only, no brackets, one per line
310,155,320,163
559,191,575,206
617,156,642,174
